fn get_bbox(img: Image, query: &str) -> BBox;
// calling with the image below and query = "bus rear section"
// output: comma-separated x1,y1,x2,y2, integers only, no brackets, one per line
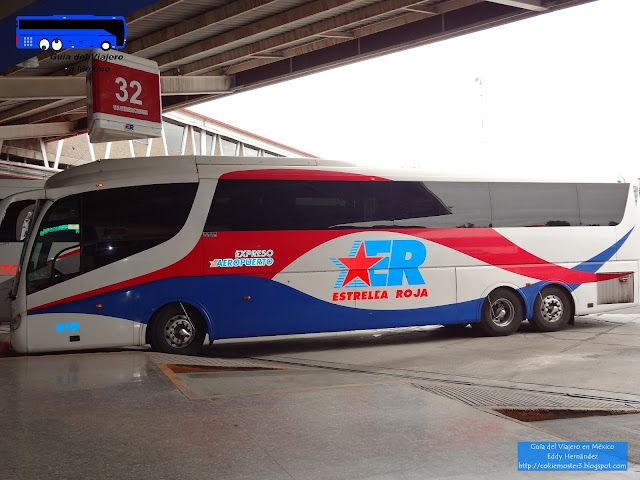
9,157,640,354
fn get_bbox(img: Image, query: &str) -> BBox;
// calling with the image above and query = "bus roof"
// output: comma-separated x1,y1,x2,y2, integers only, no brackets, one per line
0,179,46,198
42,156,629,194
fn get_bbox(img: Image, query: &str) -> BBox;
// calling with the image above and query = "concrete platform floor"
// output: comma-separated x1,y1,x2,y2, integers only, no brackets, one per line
1,311,640,479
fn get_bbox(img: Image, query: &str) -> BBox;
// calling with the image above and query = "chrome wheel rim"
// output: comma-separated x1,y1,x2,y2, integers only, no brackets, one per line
490,298,514,327
540,295,563,323
164,315,194,348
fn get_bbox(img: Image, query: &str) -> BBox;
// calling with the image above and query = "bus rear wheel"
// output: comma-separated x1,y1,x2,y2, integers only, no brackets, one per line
150,304,206,355
530,286,572,332
478,288,523,336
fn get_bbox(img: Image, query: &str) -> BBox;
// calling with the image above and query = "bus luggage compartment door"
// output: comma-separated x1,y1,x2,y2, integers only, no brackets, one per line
597,272,634,304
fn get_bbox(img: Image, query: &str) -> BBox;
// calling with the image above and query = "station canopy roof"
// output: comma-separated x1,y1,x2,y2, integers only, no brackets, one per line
1,0,593,140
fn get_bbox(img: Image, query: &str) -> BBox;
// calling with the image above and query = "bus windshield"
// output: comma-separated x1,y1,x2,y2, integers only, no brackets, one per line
11,199,45,300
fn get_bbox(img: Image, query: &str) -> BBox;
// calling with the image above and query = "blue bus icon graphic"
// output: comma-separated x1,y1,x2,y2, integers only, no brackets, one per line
16,15,127,51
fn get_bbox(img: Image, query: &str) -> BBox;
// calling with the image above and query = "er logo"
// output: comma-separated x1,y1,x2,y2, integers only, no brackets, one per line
332,239,426,288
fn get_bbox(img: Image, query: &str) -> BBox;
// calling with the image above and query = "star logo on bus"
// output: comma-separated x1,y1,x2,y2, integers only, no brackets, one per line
336,243,383,287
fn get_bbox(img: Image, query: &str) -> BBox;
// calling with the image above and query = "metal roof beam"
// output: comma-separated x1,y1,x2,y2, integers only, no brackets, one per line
232,0,532,91
0,99,80,123
484,0,547,12
18,100,87,125
401,6,437,14
126,0,189,23
163,0,437,76
0,78,85,100
160,76,234,94
317,31,356,39
124,0,278,56
0,122,76,140
223,9,432,75
154,0,367,70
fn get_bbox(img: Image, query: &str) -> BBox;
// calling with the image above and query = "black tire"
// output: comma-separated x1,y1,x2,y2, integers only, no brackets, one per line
149,304,206,355
101,41,111,51
478,288,523,336
530,286,572,332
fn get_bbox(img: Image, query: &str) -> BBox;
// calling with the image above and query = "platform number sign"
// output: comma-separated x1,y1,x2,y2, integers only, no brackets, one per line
115,77,143,105
87,50,162,143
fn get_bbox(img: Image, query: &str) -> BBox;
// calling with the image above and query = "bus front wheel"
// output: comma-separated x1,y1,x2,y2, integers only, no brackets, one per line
101,41,111,51
150,304,206,355
530,286,572,332
478,288,523,336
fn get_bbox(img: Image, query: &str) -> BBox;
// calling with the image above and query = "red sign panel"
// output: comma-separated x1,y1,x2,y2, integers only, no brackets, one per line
90,59,161,123
87,51,162,143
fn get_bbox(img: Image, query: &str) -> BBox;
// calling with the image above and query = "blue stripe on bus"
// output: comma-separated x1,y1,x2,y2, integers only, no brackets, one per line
28,226,633,337
573,227,634,274
33,275,477,339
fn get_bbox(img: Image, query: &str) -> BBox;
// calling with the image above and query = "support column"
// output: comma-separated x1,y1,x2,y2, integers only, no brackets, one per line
86,134,95,162
161,126,168,156
190,126,197,154
212,134,222,155
39,138,50,168
53,139,63,169
200,130,206,156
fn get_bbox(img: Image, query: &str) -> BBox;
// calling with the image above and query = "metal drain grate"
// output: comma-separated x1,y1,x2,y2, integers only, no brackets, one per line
413,382,640,410
163,363,286,374
494,409,640,422
146,352,277,368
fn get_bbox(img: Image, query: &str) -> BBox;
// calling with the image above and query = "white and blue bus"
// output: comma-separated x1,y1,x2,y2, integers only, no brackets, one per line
9,156,640,354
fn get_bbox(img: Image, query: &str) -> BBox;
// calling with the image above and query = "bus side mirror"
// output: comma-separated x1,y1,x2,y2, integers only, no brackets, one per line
50,244,80,281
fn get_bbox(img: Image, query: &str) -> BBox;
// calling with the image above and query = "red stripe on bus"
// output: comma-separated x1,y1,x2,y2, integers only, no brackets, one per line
413,229,620,284
29,239,205,312
28,228,624,312
220,169,391,181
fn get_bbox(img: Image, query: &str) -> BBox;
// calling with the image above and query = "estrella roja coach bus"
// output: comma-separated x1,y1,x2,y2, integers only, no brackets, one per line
9,156,639,354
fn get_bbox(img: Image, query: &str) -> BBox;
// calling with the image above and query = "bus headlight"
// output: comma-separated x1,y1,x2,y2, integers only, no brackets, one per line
10,314,21,331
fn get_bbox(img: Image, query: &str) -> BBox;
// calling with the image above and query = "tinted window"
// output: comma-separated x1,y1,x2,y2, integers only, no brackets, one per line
491,183,580,227
26,184,197,294
578,183,628,226
81,184,197,272
396,182,491,228
206,180,628,232
206,180,462,231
